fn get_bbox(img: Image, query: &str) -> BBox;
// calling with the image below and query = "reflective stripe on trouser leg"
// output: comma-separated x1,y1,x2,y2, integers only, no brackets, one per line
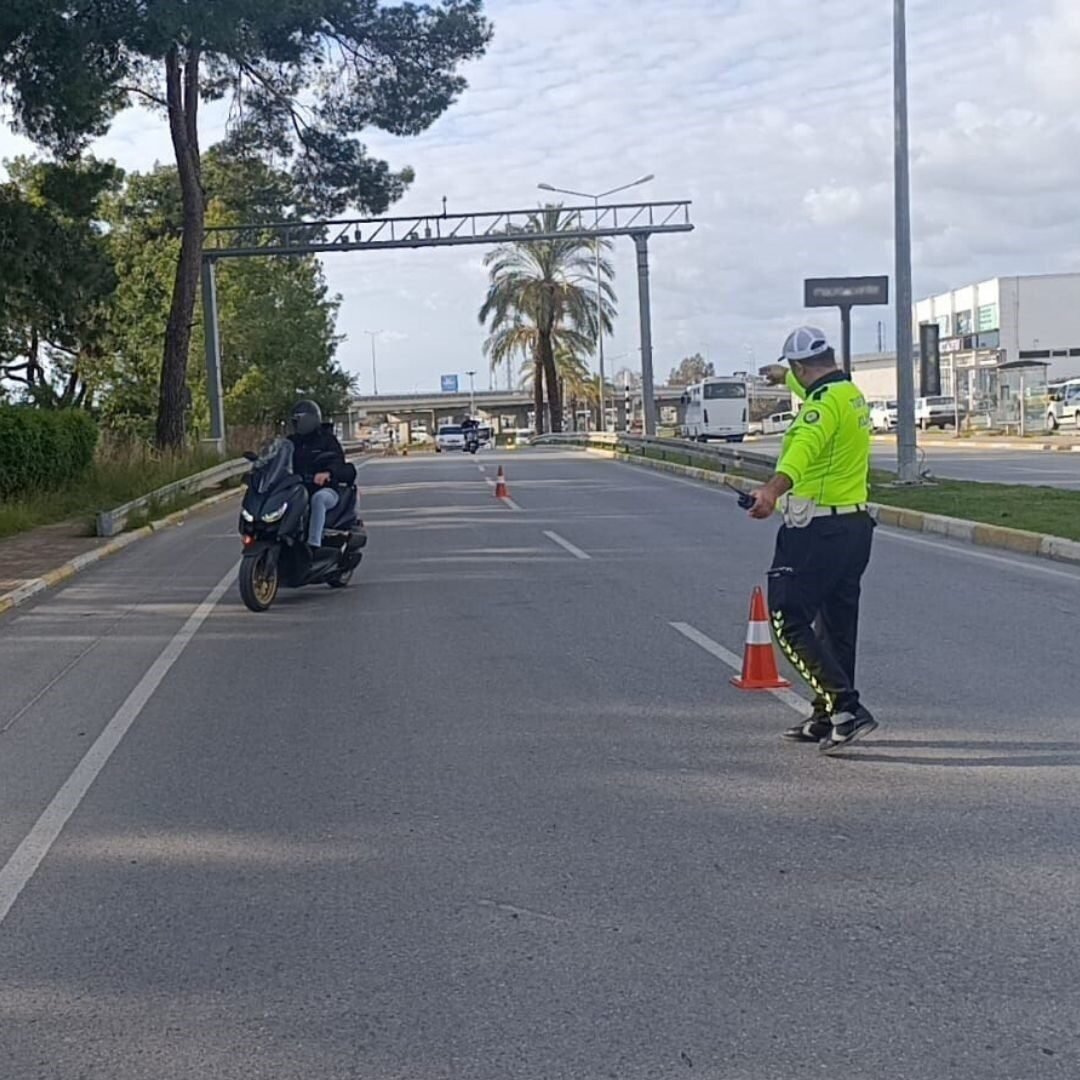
771,611,835,715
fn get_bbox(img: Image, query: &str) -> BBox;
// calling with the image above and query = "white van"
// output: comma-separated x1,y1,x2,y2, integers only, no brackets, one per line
1047,380,1080,430
680,377,748,442
756,408,799,434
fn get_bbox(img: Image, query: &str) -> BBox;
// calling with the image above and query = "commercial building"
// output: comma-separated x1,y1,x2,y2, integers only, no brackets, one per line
850,272,1080,403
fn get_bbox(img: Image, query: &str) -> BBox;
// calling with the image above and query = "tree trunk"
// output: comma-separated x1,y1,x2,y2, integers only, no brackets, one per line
540,331,562,433
533,351,545,434
157,43,204,450
58,368,79,408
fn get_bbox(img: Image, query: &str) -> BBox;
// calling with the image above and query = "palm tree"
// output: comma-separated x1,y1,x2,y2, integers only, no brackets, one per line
479,206,615,433
515,344,598,430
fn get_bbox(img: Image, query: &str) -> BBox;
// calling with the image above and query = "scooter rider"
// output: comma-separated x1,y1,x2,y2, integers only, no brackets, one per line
287,400,351,549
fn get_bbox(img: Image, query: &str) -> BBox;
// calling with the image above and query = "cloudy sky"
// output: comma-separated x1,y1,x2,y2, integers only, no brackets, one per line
3,0,1080,392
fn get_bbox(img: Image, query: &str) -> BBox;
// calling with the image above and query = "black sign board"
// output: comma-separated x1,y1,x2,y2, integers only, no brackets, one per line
919,322,941,397
803,276,889,375
804,276,890,308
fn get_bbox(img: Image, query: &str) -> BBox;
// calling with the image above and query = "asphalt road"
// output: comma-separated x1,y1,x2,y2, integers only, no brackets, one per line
2,450,1080,1079
756,434,1080,487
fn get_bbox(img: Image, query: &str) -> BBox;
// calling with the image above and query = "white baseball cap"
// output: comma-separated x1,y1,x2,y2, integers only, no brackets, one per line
779,326,831,363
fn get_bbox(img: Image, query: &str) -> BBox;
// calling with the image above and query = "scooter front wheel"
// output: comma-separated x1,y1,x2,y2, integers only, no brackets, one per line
239,549,279,612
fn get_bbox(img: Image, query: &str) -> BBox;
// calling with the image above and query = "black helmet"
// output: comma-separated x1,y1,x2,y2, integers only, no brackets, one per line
290,399,322,437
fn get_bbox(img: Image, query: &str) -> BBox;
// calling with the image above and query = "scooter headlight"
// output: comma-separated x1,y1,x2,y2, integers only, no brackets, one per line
262,501,288,523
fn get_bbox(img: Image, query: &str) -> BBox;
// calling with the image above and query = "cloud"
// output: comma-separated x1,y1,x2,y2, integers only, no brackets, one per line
2,0,1078,385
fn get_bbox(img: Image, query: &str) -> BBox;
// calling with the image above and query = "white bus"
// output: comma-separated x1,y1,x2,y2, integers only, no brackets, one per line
679,376,749,443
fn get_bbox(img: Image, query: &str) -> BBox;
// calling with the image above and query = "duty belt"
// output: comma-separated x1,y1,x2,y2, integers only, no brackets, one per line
811,504,868,518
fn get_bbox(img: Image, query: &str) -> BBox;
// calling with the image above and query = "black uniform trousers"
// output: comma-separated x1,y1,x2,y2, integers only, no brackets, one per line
766,512,874,716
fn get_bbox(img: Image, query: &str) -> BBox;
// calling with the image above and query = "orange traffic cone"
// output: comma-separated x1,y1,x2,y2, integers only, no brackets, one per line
494,466,509,499
731,586,791,690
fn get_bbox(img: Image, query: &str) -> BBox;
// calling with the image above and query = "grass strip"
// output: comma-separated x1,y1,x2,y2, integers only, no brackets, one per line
0,448,227,539
627,445,1080,542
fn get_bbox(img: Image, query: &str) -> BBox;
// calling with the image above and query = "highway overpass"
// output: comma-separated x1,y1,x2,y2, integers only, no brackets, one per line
341,383,793,436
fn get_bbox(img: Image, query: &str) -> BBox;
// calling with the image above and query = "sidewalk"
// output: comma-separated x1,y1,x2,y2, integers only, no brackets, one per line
0,486,242,610
0,521,111,596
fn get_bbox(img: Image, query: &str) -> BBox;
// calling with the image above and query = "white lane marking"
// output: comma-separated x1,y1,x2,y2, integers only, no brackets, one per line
670,622,809,716
0,562,239,927
478,465,487,474
543,531,592,560
484,475,523,511
876,528,1080,582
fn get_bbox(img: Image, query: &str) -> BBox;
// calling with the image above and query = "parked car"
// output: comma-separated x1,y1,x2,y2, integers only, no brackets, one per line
870,400,898,432
916,396,965,430
410,429,432,445
435,425,466,452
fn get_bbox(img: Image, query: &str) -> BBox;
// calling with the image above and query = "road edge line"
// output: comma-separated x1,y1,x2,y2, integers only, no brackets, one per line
0,562,239,926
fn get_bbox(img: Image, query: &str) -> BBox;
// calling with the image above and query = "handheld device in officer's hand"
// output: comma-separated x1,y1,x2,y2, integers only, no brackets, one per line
723,479,755,510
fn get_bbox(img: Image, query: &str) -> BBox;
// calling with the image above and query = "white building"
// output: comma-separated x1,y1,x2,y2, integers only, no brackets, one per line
849,273,1080,402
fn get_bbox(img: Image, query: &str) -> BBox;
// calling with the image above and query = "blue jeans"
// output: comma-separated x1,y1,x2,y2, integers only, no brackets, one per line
308,488,339,547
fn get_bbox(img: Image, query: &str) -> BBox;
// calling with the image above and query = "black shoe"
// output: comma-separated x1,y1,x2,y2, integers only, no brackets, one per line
782,713,833,743
819,706,878,756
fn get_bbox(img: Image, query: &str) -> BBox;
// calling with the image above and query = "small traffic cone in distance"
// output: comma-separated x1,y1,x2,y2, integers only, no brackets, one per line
494,466,509,499
731,586,791,690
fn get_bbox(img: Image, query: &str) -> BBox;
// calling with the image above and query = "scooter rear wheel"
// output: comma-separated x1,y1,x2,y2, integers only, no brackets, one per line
240,549,279,611
327,568,354,589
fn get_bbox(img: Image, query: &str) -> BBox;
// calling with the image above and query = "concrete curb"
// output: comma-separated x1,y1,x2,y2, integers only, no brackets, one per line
600,449,1080,568
870,435,1080,453
0,485,242,618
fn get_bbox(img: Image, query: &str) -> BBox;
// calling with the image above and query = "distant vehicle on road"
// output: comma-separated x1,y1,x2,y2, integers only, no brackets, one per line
1047,380,1080,430
916,396,965,430
679,376,748,443
410,429,432,445
435,425,466,452
749,410,796,436
870,400,898,432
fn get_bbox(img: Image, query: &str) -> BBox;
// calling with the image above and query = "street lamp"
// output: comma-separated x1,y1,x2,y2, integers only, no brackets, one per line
893,0,919,482
362,330,383,396
537,173,654,431
465,369,477,416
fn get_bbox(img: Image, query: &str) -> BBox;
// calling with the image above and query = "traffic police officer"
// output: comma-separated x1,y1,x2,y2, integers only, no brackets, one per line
750,327,877,755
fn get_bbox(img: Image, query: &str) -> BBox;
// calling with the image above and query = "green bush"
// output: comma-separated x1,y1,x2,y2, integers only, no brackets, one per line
0,407,99,498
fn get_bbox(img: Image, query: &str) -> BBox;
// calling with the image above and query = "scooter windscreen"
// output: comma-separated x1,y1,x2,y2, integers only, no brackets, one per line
251,438,296,495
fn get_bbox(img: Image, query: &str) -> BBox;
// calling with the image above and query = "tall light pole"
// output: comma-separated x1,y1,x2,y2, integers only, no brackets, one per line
362,330,383,396
894,0,919,482
537,174,654,432
466,369,477,416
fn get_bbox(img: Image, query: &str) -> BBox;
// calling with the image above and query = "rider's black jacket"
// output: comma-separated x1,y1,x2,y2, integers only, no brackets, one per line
288,424,355,490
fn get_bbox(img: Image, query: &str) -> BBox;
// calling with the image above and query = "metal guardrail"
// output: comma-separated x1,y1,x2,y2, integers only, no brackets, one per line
531,432,778,481
95,439,372,538
95,458,251,538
